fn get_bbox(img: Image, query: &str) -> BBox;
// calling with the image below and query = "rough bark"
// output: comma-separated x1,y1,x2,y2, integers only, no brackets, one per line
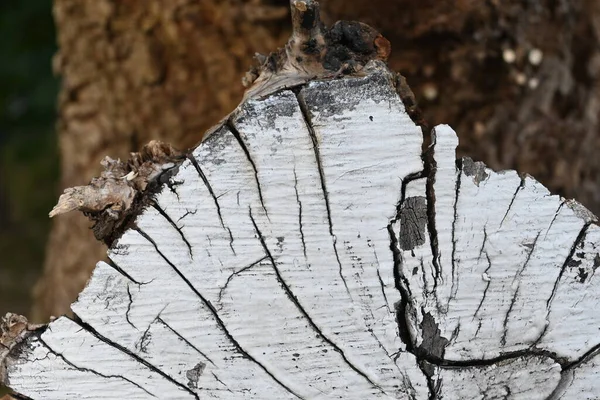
36,0,600,324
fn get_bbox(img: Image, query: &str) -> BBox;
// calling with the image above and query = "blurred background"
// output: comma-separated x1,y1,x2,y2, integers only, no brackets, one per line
0,1,58,316
1,4,600,396
0,1,57,395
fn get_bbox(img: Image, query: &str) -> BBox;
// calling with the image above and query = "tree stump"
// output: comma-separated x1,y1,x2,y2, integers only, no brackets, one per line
2,1,600,398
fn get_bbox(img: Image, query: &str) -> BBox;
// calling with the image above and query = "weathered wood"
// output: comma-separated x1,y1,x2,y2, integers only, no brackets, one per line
36,0,600,328
3,1,600,398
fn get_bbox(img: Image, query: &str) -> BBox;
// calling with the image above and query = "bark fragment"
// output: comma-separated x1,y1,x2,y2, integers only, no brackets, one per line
244,0,391,98
0,314,44,385
49,141,184,244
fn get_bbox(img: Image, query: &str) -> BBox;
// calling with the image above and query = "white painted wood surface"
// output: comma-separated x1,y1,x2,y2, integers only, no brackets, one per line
2,61,600,399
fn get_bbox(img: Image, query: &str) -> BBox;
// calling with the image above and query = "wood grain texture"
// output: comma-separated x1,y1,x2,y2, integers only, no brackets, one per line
3,62,600,399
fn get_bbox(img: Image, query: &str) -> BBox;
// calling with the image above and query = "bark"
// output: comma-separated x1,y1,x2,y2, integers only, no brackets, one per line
35,0,600,322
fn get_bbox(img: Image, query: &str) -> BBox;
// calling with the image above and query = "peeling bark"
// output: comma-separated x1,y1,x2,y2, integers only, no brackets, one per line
49,141,184,245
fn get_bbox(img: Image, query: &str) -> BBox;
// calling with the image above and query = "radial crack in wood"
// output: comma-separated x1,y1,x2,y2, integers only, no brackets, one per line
2,14,600,399
397,125,599,366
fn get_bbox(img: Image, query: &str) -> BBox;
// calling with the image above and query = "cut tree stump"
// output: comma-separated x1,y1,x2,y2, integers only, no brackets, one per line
2,1,600,399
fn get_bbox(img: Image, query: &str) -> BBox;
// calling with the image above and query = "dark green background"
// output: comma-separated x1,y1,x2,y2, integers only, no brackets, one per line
0,1,58,395
0,0,58,337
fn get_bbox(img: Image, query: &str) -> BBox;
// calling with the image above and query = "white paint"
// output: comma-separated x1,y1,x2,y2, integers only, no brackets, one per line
436,356,561,400
8,318,194,399
550,351,600,400
539,224,600,360
398,126,597,363
297,72,428,398
4,64,600,400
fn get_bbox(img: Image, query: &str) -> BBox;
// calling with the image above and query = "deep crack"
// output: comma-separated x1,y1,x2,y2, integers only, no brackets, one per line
39,337,157,398
106,258,153,286
152,203,193,259
226,120,270,219
156,317,216,367
125,284,137,330
217,256,269,303
292,167,308,259
545,223,590,309
473,251,492,337
387,224,415,353
499,176,526,228
187,155,227,230
248,206,386,395
501,286,520,348
536,223,591,347
133,227,303,399
70,315,199,399
424,141,442,288
295,91,352,298
448,160,463,304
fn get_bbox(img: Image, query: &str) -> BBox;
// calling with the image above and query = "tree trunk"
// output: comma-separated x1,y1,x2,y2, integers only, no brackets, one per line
3,14,600,394
34,0,600,323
